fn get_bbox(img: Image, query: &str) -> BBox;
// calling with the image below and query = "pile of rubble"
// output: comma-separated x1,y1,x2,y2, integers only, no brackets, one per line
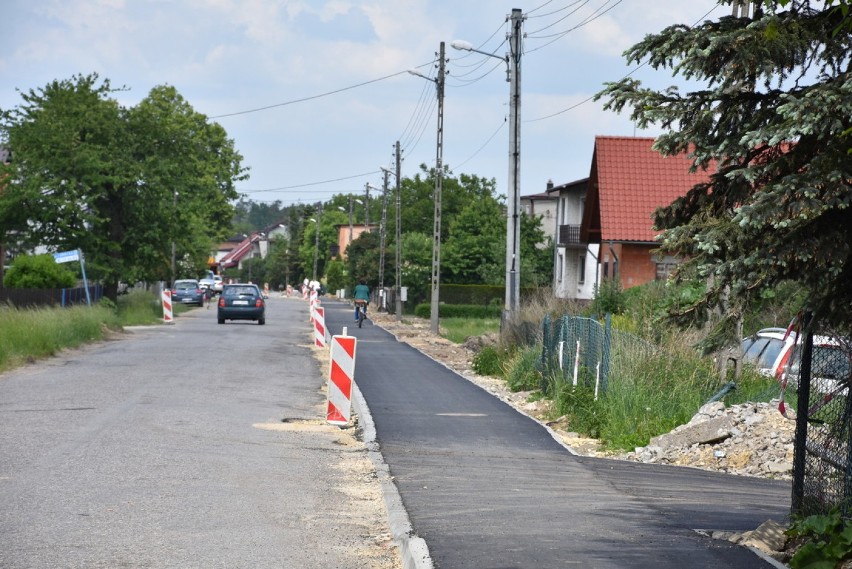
615,400,796,480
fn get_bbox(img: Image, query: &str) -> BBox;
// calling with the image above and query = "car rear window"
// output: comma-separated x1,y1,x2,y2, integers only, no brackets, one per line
175,282,196,290
225,286,258,297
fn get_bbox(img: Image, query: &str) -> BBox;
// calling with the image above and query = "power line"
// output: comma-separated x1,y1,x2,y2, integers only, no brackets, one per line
526,3,722,121
239,170,381,194
208,69,413,119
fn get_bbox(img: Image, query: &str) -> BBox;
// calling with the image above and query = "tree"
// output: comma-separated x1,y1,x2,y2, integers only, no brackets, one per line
597,0,852,335
3,254,76,288
0,75,245,300
442,197,504,284
399,231,433,308
520,212,554,288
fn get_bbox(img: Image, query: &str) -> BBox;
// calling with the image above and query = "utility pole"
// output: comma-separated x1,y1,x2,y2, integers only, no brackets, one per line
311,204,321,281
394,141,402,320
430,42,446,335
379,168,389,296
505,8,524,322
364,183,371,231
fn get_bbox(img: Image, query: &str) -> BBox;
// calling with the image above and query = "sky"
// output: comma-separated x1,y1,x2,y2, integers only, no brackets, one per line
1,0,727,208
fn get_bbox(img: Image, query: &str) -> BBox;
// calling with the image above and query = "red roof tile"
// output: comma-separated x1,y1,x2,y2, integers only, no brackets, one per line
586,136,714,243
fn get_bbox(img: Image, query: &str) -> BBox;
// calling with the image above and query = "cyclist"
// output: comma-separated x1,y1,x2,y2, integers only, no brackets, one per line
353,279,370,322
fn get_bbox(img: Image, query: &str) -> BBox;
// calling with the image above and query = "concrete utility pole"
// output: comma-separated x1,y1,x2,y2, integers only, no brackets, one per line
394,141,402,320
505,8,524,321
364,183,371,231
379,169,389,294
430,42,447,335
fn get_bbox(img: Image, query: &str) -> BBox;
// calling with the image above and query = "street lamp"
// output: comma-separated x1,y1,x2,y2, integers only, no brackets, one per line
309,206,321,281
452,8,524,322
409,41,447,335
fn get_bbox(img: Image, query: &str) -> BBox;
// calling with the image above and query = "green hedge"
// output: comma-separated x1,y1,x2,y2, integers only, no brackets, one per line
440,284,504,305
414,303,503,319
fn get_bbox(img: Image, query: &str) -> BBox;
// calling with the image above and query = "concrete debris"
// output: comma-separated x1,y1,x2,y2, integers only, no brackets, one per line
617,400,796,480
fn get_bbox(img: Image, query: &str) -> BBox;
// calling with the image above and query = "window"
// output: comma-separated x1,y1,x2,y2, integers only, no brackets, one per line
557,252,564,284
655,255,679,280
578,254,586,284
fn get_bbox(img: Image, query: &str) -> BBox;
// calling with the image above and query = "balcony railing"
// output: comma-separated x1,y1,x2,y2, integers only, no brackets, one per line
558,224,585,246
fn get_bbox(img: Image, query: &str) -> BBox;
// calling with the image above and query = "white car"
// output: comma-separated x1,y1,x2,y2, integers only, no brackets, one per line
212,275,223,292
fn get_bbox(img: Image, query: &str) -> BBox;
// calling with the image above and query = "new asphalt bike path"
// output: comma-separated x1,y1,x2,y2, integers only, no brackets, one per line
324,301,791,569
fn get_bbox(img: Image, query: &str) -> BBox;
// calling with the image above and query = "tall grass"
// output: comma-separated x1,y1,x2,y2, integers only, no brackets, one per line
0,302,119,373
0,290,176,373
441,317,500,344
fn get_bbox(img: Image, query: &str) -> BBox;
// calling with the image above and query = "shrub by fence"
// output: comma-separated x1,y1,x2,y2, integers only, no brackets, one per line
0,284,103,308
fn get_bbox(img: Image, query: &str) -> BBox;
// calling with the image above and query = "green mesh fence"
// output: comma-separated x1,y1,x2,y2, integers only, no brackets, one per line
539,314,612,393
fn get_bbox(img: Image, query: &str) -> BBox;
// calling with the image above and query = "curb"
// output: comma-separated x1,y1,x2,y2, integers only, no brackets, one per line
351,383,434,569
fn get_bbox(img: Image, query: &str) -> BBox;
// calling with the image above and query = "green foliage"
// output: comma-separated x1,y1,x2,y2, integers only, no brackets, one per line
597,1,852,329
788,508,852,569
440,317,501,344
400,232,432,308
414,303,502,319
504,347,543,392
440,284,505,305
325,259,346,294
442,197,504,284
0,303,119,372
4,254,76,288
472,345,509,377
0,75,245,300
345,230,381,288
590,278,626,315
520,212,554,287
115,289,165,326
551,382,606,439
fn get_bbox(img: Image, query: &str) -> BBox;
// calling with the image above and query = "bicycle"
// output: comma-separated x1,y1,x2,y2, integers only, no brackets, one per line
354,299,368,328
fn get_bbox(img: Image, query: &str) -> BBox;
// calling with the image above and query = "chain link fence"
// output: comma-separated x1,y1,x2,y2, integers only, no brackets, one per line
790,316,852,520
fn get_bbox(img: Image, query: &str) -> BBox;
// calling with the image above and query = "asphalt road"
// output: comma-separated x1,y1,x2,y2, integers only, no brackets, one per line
0,297,385,569
324,300,792,569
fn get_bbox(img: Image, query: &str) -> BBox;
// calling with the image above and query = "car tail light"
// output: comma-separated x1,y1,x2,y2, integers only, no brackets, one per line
255,298,263,307
218,297,225,308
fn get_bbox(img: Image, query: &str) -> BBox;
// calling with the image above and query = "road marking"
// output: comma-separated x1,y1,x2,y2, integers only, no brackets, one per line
435,413,487,417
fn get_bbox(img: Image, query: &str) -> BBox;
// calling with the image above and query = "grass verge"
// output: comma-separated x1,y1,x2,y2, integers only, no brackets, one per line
0,290,192,374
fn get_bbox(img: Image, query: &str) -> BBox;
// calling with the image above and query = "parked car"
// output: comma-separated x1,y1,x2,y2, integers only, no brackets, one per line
780,336,851,396
199,276,216,292
212,275,223,293
171,279,205,306
218,283,265,325
742,327,851,396
741,327,796,378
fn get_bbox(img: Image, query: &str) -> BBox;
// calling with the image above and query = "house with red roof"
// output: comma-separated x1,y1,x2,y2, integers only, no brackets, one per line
577,135,714,291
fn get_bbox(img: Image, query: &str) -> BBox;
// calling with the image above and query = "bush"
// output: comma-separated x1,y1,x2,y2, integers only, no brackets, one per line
504,347,542,392
472,345,509,377
4,254,77,288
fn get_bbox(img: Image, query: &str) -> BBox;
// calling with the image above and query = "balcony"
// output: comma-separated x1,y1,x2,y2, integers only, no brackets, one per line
558,224,585,247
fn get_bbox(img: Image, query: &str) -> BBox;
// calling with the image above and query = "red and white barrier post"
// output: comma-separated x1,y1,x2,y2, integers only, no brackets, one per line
314,306,327,347
327,334,356,426
162,289,173,324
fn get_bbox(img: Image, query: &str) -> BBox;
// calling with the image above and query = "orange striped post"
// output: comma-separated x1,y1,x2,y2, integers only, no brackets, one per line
162,290,173,324
327,334,356,426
